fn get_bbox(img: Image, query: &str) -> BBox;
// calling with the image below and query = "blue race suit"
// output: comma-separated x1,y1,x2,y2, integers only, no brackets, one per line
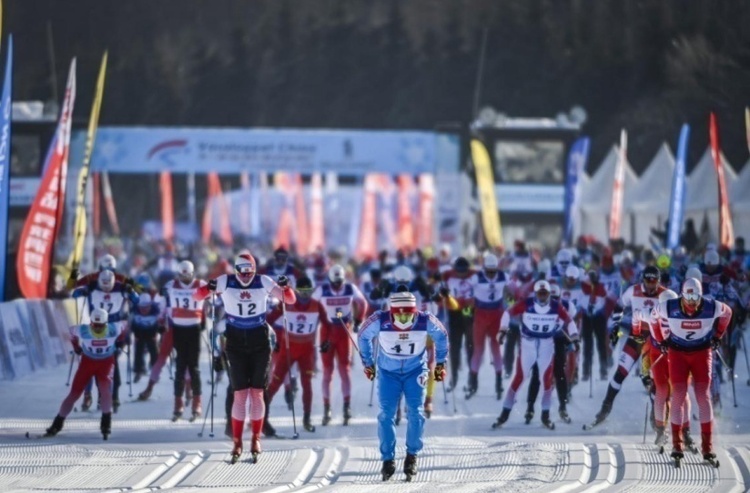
358,310,449,460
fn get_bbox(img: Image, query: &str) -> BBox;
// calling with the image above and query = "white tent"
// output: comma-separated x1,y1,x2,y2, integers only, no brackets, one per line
730,159,750,239
579,145,639,244
685,148,737,244
625,143,675,247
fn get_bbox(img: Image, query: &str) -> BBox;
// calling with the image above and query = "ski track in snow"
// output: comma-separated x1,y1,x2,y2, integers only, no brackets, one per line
1,342,749,492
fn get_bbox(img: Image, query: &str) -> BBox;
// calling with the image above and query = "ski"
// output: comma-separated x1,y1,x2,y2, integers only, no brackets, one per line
171,414,182,423
230,453,240,465
188,413,201,423
704,454,720,468
405,474,414,482
464,389,477,400
251,452,259,464
491,420,504,430
558,411,572,424
542,421,555,430
25,431,56,440
671,451,683,468
524,412,534,425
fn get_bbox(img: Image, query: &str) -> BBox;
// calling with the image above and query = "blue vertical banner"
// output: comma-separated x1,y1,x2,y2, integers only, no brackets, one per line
0,36,13,301
563,136,590,245
667,124,689,250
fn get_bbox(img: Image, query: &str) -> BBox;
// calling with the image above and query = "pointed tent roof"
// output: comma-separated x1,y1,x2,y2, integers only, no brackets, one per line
730,159,750,212
580,145,639,212
626,143,675,213
685,147,737,212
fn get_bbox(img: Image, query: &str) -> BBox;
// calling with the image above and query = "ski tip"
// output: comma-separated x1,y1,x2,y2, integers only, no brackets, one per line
293,433,300,439
209,433,214,438
25,431,30,439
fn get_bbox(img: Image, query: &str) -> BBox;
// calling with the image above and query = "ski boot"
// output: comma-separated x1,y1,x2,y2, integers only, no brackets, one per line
81,392,93,412
492,408,511,429
322,404,332,426
138,380,155,401
683,429,699,454
424,397,433,419
558,407,571,424
343,402,352,426
703,452,720,468
655,426,668,454
230,438,242,464
250,434,261,463
404,453,417,481
100,413,111,440
303,412,316,432
381,459,396,481
464,372,478,400
112,398,120,414
171,396,184,422
541,410,555,430
524,405,534,425
671,447,684,468
593,400,612,426
495,373,504,400
262,420,277,438
45,415,65,437
189,395,202,422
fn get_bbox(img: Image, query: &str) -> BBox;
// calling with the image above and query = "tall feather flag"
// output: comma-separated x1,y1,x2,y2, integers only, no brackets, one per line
159,172,174,242
92,172,101,236
293,174,309,253
397,175,416,252
66,52,107,273
0,35,12,301
417,173,435,249
273,172,295,250
609,130,627,241
309,172,325,253
562,137,590,245
709,113,734,248
204,172,232,246
667,124,689,250
17,59,76,298
745,107,750,155
239,172,251,237
100,171,119,235
470,139,503,248
355,174,378,261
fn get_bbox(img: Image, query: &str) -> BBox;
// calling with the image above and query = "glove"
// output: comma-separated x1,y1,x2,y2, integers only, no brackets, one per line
439,286,450,298
364,365,376,381
320,340,331,353
212,355,224,373
353,322,361,334
609,329,621,347
73,346,82,355
711,336,722,350
207,279,217,291
587,304,596,317
433,362,446,382
277,275,289,288
659,342,669,354
573,339,581,353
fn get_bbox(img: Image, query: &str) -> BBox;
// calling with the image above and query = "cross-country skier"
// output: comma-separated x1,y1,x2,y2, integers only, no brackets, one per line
358,291,449,482
493,280,578,429
131,293,161,383
44,308,125,439
654,278,732,466
194,253,295,464
442,257,475,391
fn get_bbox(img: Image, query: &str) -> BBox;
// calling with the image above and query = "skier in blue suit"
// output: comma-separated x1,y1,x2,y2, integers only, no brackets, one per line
358,291,449,482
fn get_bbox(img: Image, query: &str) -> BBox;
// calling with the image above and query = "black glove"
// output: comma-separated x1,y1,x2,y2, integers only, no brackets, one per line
609,329,621,347
439,286,450,298
433,363,446,382
659,342,669,354
320,340,331,353
711,336,722,350
277,275,289,288
571,339,581,353
212,355,224,373
353,322,361,334
207,279,217,291
73,346,82,355
157,323,166,334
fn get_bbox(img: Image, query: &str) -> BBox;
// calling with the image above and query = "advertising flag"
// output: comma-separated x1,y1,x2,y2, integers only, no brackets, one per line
0,35,12,301
67,52,107,271
355,174,378,261
397,175,416,251
309,172,325,252
709,113,734,248
667,124,689,250
160,172,174,242
417,173,435,249
470,139,503,248
17,59,76,298
609,130,627,241
101,171,119,235
562,137,590,245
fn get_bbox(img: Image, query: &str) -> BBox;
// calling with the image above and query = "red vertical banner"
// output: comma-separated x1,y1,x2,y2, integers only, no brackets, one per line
201,176,214,244
239,172,250,237
417,173,435,248
709,113,735,248
16,59,76,299
92,172,101,237
609,129,627,241
160,171,174,242
309,172,325,253
274,172,294,250
208,172,232,246
397,174,415,252
355,174,378,261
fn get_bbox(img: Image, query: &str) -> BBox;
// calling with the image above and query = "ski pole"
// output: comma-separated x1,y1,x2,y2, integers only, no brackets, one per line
209,292,217,437
126,343,133,398
281,299,299,438
65,351,75,386
714,348,737,408
642,399,649,444
168,350,174,381
742,332,750,386
368,340,378,407
589,366,593,399
198,389,214,437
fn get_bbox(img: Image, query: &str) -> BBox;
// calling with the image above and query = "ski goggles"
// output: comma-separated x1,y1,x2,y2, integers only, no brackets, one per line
683,291,701,303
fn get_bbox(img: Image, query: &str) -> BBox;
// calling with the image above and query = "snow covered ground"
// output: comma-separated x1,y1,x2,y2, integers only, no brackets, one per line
1,340,749,492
